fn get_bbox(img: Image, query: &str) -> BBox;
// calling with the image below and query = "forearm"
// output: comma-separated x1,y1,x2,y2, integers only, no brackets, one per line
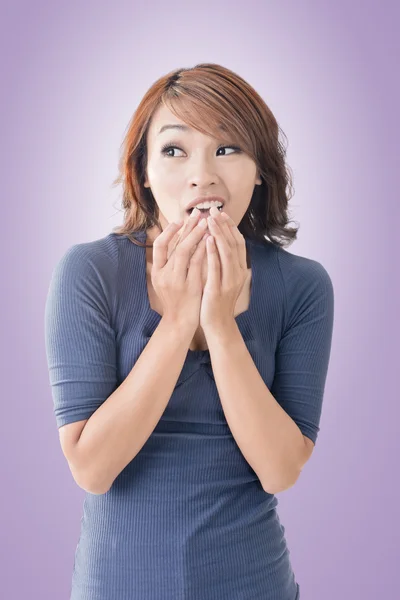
205,321,306,493
72,317,194,494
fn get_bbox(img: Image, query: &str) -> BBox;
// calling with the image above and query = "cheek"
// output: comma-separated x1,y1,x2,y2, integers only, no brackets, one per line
226,171,252,198
147,159,178,183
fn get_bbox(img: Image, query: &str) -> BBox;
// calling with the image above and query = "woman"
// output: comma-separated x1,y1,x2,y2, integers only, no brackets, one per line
44,63,334,599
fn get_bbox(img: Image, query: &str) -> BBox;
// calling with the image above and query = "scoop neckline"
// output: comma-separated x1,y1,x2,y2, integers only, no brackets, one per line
135,229,256,357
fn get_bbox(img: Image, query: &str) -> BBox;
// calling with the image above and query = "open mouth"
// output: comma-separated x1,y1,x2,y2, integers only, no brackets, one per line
186,205,224,216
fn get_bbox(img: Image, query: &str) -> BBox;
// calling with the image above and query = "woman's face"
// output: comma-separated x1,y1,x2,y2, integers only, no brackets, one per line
144,104,262,243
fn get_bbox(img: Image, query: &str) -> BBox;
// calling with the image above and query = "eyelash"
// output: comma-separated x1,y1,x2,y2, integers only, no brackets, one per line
160,142,242,157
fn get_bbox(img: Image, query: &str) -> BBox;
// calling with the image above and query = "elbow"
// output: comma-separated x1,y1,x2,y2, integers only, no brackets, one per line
76,474,111,495
262,479,296,494
66,453,112,495
261,469,300,495
83,484,110,496
71,464,111,495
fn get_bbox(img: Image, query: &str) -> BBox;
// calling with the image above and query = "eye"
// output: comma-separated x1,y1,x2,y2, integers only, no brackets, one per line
160,144,185,158
160,143,241,158
217,145,241,156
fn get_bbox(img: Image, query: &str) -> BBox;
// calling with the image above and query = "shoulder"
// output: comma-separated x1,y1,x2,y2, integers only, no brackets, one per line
54,232,120,275
48,233,123,320
251,239,334,331
250,238,333,292
50,233,129,296
274,245,334,331
275,244,333,291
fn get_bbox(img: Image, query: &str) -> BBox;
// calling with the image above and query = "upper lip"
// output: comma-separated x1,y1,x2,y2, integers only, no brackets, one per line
185,195,226,212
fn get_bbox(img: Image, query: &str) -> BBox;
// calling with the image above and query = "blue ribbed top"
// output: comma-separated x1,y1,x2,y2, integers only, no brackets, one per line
44,230,334,600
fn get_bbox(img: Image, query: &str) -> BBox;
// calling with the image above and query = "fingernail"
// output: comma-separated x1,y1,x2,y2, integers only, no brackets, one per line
198,218,207,228
209,206,220,217
190,207,200,218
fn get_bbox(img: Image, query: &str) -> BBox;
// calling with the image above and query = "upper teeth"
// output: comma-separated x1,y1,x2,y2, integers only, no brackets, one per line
192,200,223,210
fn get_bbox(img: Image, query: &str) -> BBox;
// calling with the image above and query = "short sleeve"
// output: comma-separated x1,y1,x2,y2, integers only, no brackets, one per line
44,242,118,429
270,255,334,445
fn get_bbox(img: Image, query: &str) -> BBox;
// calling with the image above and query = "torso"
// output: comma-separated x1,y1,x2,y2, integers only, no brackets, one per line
145,239,252,352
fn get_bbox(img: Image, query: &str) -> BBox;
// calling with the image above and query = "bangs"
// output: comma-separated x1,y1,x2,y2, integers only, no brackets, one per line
161,93,254,156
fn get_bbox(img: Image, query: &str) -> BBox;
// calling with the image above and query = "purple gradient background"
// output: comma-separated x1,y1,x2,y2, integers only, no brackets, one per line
1,0,398,598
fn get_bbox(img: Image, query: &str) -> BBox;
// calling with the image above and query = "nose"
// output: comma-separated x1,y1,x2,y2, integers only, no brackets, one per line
188,155,219,188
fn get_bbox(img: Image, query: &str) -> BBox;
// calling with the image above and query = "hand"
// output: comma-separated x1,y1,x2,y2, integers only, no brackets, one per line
200,206,248,332
151,209,208,332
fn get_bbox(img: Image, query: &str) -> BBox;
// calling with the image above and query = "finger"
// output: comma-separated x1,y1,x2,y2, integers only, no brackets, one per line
218,211,247,271
207,216,234,286
186,232,208,284
167,227,186,260
179,208,202,241
173,218,208,279
167,221,198,260
206,235,221,290
169,208,202,264
152,220,184,271
215,211,237,248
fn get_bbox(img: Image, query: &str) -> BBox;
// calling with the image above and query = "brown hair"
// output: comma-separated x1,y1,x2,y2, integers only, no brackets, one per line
111,63,299,249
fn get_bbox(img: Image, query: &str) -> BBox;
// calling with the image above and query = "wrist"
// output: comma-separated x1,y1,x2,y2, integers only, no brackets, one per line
160,314,197,339
202,318,239,342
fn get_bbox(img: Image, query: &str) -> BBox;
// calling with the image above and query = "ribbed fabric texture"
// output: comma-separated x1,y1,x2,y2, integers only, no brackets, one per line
44,230,334,600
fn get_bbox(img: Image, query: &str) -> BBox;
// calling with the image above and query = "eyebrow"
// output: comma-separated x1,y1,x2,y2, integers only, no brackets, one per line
158,124,191,135
157,123,226,135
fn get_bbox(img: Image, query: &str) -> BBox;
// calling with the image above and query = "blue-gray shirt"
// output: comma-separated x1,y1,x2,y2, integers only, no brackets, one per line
44,230,334,599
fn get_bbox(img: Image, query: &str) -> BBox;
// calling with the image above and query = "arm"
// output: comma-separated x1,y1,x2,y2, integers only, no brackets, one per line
45,242,196,496
204,259,334,495
69,316,195,495
205,322,310,494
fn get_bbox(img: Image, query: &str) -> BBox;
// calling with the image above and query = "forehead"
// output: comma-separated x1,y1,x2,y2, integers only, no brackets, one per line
148,103,225,140
149,104,188,133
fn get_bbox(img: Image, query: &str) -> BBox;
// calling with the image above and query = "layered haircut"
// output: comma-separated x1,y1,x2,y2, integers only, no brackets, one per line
112,63,298,248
